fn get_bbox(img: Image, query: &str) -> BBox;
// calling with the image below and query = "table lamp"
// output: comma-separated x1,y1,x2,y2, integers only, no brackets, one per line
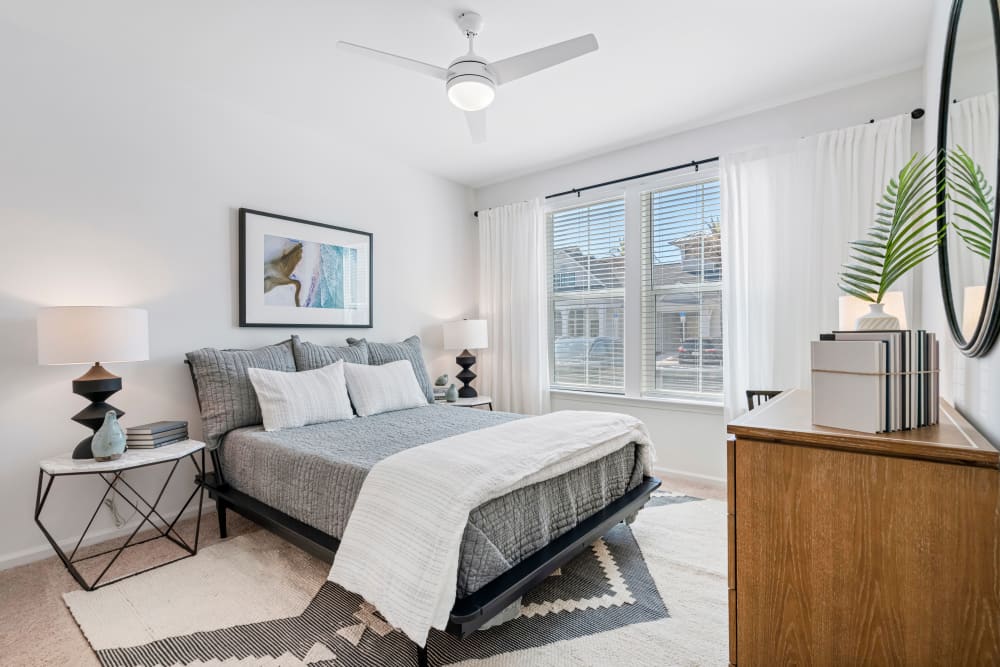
37,306,150,459
442,319,488,398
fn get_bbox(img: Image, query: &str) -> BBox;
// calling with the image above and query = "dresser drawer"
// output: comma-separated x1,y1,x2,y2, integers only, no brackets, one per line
732,437,1000,665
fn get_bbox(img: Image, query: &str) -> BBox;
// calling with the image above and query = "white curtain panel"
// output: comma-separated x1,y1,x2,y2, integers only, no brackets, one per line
478,199,550,415
721,115,911,421
947,91,997,288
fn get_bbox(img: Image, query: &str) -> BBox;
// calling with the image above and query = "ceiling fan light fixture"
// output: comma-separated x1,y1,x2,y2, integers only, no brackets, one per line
447,75,496,111
338,10,599,141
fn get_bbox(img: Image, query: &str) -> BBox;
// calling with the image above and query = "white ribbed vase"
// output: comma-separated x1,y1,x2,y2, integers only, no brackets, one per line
855,302,900,330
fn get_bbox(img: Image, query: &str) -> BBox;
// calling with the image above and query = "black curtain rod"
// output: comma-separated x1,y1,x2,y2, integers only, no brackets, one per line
474,106,927,215
547,107,926,201
870,107,925,123
474,157,718,216
545,156,720,201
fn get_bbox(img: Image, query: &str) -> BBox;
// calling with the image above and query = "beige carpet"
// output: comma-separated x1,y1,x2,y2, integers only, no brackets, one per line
63,494,728,666
0,511,259,667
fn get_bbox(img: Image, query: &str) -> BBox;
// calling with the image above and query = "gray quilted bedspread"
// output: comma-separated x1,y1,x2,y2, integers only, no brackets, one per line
219,404,642,597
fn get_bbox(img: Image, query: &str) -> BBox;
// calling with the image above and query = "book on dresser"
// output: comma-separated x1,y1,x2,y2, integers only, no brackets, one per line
814,330,939,433
811,340,886,433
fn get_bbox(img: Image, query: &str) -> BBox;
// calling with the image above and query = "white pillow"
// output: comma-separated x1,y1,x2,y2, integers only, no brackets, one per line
344,359,428,417
247,361,353,432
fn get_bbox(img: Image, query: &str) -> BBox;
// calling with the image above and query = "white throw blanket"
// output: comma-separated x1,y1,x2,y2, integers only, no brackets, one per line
327,410,655,646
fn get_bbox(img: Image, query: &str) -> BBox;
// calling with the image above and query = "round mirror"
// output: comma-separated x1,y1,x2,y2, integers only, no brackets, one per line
938,0,1000,357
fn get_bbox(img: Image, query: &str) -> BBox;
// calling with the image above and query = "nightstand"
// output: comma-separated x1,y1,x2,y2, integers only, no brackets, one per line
35,439,206,591
436,395,493,410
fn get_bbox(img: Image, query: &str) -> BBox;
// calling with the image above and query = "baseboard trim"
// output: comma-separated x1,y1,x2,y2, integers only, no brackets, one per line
0,501,216,572
652,465,726,486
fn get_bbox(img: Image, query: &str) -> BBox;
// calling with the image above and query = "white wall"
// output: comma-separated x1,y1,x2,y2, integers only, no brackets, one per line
476,70,926,211
476,69,926,481
0,18,476,567
922,0,1000,445
551,392,727,483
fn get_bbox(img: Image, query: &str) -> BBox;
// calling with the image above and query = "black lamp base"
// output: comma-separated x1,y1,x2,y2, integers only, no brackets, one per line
456,349,478,398
72,435,96,460
71,363,125,460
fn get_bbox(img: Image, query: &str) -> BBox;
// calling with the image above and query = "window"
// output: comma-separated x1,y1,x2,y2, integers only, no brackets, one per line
545,172,722,403
547,169,723,403
548,198,626,392
641,179,722,399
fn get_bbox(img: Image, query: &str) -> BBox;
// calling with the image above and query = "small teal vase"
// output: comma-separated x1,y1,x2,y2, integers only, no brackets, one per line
92,411,126,461
445,384,459,402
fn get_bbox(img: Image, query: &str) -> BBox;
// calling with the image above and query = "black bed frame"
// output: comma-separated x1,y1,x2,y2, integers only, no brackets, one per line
187,361,660,666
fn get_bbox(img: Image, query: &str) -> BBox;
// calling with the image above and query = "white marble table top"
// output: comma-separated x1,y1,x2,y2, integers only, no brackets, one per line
40,440,206,475
435,395,493,407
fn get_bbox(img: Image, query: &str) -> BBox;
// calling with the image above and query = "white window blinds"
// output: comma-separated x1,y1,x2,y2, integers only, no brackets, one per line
548,198,626,392
640,179,722,398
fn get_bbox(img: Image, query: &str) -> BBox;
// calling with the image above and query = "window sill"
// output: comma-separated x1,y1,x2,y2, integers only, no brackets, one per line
548,388,724,414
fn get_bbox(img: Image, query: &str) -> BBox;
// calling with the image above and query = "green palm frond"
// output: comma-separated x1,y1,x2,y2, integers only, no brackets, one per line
947,145,994,260
839,152,945,304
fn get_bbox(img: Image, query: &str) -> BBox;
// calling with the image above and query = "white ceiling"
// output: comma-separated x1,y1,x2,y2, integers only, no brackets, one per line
4,0,935,187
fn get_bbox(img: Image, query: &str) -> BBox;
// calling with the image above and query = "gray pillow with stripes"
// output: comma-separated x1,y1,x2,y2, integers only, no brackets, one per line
346,335,434,403
185,340,296,449
291,335,368,370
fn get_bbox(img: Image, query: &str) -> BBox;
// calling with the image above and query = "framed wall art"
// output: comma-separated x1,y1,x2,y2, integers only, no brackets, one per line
239,208,373,328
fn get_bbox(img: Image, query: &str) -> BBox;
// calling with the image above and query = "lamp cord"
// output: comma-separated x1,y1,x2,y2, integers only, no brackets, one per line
103,474,137,528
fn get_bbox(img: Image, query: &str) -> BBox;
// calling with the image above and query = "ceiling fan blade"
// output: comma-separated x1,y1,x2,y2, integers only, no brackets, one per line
337,41,448,80
465,110,487,144
491,34,598,85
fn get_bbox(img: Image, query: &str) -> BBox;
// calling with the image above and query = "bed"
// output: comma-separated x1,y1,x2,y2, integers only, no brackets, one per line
185,340,660,665
217,404,645,598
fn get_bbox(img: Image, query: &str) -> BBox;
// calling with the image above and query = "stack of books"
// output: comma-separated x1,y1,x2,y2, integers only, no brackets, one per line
433,385,448,400
811,330,939,434
126,421,189,449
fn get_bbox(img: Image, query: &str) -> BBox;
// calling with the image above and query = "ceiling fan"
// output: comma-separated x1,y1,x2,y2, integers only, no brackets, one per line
337,11,598,143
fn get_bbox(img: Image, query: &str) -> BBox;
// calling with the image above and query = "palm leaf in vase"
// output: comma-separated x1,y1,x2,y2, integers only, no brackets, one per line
947,145,994,260
839,152,945,304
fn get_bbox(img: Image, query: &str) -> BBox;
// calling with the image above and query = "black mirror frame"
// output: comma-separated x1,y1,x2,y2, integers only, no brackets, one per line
936,0,1000,357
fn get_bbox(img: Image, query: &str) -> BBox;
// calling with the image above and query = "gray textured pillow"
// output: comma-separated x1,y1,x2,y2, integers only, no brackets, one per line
346,335,434,403
291,335,368,370
185,340,296,449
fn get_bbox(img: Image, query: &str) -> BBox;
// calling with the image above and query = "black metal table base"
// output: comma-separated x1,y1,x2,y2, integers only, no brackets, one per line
34,449,206,591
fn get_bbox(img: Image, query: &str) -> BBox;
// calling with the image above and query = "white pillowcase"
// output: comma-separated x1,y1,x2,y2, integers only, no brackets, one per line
248,360,354,432
344,360,428,417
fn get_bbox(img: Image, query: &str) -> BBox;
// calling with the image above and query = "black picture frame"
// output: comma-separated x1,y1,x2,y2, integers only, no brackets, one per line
238,208,374,328
936,0,1000,357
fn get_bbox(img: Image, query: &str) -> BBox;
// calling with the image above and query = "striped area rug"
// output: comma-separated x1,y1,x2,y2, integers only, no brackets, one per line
65,492,727,666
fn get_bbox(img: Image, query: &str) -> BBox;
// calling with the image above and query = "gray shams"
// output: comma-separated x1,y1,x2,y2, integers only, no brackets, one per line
219,404,642,597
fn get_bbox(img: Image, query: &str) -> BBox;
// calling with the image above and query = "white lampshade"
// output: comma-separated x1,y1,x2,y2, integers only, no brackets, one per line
443,319,488,351
37,306,149,365
962,285,987,338
838,292,908,330
447,77,495,111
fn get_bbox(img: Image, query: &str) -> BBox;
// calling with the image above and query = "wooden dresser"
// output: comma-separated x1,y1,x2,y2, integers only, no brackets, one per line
726,389,1000,666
